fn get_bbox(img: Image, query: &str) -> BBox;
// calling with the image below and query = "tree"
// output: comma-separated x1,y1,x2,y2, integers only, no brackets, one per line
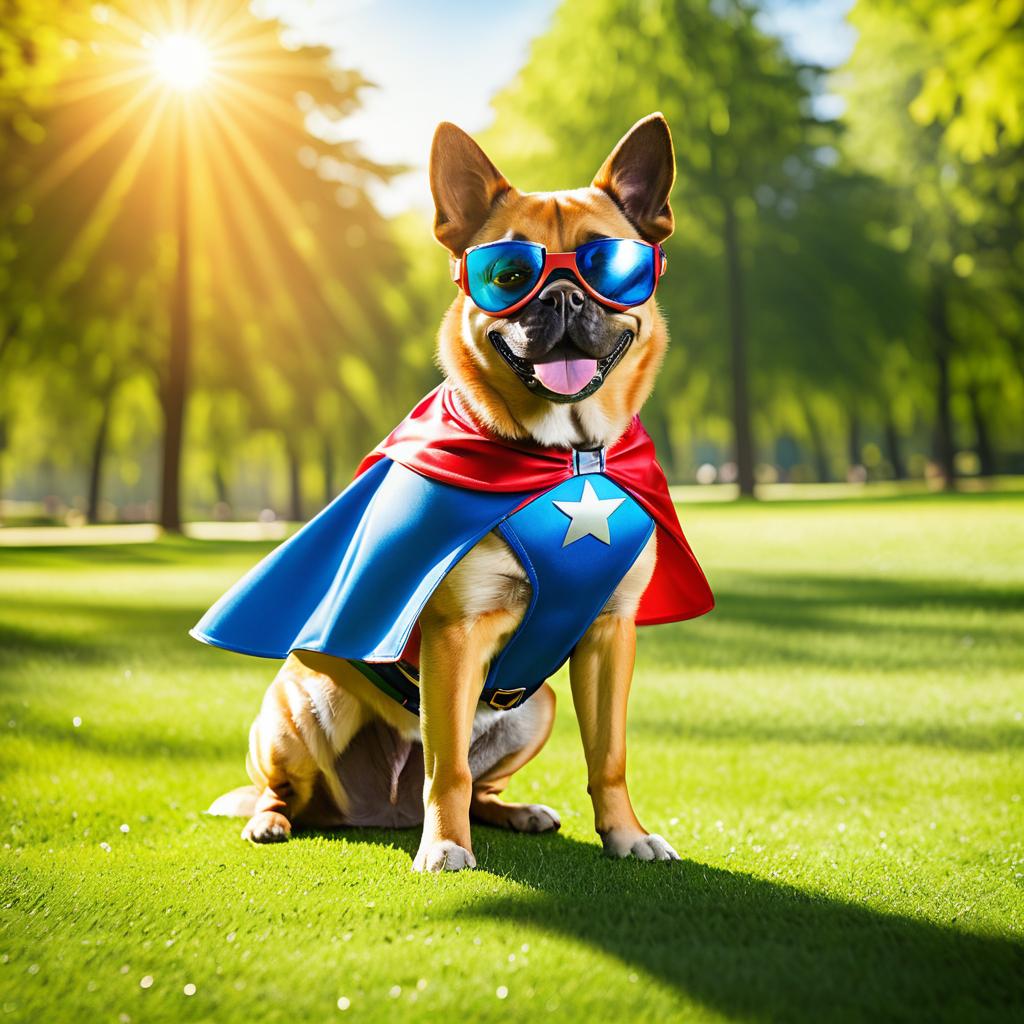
483,0,824,495
841,0,1024,484
0,1,401,525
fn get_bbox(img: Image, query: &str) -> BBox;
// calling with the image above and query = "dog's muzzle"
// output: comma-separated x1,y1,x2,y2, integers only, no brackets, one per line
488,329,634,404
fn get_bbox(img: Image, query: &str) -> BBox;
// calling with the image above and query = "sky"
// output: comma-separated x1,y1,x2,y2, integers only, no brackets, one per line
263,0,855,214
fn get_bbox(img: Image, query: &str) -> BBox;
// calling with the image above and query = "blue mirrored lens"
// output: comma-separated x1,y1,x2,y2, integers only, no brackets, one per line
465,242,545,313
576,238,656,307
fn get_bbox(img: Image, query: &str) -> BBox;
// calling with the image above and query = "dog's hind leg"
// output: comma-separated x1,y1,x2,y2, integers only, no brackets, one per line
469,683,560,833
240,653,368,843
207,785,260,819
241,711,318,844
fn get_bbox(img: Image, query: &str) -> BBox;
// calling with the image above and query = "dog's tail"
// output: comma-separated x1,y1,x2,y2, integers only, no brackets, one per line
206,785,260,818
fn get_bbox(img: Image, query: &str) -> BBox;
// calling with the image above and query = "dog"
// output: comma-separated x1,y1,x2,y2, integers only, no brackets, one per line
199,112,713,871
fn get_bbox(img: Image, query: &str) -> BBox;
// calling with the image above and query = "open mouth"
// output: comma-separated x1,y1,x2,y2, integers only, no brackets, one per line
487,330,634,404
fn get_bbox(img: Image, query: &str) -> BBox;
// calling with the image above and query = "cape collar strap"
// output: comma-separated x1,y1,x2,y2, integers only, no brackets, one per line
571,447,607,475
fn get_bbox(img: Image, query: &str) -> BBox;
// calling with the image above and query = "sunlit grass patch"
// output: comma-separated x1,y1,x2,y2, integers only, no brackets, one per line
1,492,1022,1022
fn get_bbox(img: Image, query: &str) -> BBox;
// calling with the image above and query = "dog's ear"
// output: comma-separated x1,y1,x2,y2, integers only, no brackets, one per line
592,113,675,243
429,122,513,255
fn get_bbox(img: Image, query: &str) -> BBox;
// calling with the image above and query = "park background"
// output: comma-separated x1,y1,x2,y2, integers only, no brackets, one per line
1,0,1022,522
1,2,1022,1023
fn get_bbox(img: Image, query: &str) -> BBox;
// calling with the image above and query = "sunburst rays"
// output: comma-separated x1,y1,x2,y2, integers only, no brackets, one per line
205,96,375,343
19,0,376,348
27,81,160,202
50,89,171,292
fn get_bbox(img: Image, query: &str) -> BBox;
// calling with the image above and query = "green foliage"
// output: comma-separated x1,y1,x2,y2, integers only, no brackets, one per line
843,0,1024,478
0,1,90,146
486,0,808,197
897,0,1024,164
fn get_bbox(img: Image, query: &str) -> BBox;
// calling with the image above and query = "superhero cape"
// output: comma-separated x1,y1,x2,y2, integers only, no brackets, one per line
191,384,714,710
356,384,713,626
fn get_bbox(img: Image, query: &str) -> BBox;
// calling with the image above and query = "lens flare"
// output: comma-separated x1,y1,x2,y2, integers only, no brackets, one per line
151,34,211,92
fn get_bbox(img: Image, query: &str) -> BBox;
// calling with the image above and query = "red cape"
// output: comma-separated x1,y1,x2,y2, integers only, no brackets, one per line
356,385,714,626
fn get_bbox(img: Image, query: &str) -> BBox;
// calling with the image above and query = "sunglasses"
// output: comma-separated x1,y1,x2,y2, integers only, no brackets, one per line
452,237,667,317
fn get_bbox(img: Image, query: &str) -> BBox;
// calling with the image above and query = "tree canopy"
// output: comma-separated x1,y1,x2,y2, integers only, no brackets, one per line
0,0,1020,524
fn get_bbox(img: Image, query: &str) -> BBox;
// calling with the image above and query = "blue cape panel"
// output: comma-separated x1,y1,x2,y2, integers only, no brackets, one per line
484,474,654,702
191,458,532,663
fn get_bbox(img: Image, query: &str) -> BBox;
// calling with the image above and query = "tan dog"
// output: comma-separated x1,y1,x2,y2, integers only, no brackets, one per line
208,113,682,870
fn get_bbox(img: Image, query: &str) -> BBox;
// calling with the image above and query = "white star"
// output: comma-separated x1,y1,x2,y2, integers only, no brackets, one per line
552,479,625,547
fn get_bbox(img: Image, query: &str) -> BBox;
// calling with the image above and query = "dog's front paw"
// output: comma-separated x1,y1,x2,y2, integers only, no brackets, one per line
241,811,291,843
412,840,476,873
601,830,680,861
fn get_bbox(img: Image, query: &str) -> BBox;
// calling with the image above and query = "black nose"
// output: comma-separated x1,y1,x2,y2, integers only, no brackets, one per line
538,279,585,319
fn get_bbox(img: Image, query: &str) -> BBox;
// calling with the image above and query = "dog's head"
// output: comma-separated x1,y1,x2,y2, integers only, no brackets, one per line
430,114,675,447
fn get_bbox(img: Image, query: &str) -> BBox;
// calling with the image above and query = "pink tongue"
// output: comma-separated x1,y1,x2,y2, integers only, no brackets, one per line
532,355,598,396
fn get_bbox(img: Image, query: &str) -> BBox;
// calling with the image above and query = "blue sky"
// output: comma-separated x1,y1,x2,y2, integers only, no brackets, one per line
263,0,855,213
758,0,855,67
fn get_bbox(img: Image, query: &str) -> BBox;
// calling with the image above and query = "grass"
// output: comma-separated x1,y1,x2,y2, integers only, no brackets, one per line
1,490,1022,1023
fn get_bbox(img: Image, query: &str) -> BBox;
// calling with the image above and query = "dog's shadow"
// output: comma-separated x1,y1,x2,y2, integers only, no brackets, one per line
314,825,1023,1021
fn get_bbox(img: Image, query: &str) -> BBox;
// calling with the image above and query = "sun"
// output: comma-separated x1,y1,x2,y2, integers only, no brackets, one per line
150,33,212,92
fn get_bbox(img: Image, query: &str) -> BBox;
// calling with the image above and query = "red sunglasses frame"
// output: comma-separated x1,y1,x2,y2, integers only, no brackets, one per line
451,238,668,317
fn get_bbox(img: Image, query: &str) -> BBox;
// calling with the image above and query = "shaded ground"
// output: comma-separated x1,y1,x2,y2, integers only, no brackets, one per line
1,492,1022,1022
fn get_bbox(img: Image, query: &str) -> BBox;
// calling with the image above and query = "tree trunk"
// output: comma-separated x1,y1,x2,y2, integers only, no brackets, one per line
722,197,755,497
323,436,335,505
287,446,303,522
644,407,677,481
847,408,862,473
0,415,6,525
212,459,230,515
933,348,956,488
0,316,22,525
884,413,906,480
86,385,116,524
804,404,831,482
159,112,191,532
967,386,996,477
927,280,956,489
0,313,22,366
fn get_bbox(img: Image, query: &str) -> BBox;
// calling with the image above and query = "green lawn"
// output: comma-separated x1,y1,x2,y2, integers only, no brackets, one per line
1,492,1022,1023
